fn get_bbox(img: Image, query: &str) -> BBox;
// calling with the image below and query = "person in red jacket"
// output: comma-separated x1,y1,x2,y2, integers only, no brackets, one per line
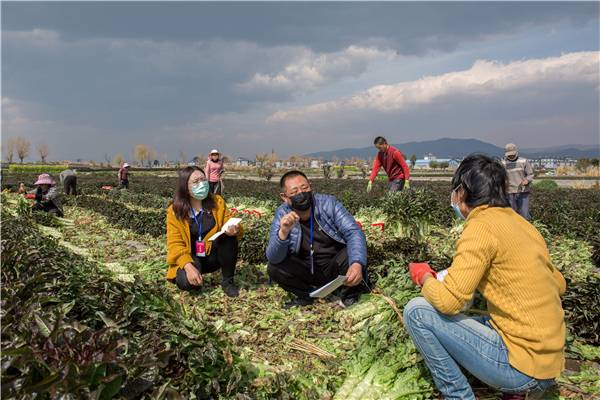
367,136,411,192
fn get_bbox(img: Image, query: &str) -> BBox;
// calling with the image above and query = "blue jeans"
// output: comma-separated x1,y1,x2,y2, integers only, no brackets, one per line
403,297,555,399
508,192,530,220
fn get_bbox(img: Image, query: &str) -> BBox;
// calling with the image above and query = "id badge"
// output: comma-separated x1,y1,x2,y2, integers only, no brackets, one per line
195,240,206,257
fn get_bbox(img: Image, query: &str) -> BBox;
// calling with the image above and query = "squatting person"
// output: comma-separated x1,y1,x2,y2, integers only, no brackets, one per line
166,166,243,297
403,154,566,400
367,136,411,193
30,173,64,217
266,170,369,309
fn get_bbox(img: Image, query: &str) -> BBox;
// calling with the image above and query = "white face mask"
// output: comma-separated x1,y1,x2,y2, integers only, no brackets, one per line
450,187,465,220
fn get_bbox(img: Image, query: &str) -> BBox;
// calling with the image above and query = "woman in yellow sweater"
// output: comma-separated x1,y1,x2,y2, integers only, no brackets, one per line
404,154,566,400
166,166,243,297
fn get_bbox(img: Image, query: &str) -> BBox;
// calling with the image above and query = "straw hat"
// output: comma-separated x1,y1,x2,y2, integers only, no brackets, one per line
34,173,55,186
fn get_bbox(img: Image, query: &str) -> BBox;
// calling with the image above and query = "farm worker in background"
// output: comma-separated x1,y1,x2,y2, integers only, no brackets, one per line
266,170,369,309
367,136,411,193
166,166,243,297
17,182,26,194
118,163,130,189
502,143,534,220
205,149,224,195
403,154,565,400
59,168,77,195
30,173,64,217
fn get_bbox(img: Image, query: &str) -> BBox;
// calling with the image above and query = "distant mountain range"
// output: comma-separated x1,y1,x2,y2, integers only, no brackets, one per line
305,138,599,160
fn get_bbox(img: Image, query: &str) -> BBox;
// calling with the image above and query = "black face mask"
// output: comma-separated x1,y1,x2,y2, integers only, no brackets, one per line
290,191,313,211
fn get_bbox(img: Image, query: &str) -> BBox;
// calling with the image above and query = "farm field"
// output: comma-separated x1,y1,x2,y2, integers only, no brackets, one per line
1,172,599,399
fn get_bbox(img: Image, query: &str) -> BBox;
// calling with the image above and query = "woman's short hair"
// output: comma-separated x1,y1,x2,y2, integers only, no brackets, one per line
172,166,216,220
451,154,509,208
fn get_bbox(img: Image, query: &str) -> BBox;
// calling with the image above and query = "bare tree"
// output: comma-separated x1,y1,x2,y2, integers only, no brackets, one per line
133,144,150,166
15,137,31,163
195,153,205,166
147,147,157,167
3,137,16,163
255,153,274,181
112,153,125,167
104,153,112,165
179,150,187,165
37,142,49,163
289,156,298,168
352,157,368,179
160,153,170,167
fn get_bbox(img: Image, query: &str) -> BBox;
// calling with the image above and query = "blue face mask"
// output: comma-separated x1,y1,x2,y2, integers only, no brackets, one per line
450,187,465,220
191,181,210,200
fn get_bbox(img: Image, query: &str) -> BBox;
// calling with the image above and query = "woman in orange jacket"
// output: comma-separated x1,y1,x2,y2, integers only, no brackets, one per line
166,166,243,297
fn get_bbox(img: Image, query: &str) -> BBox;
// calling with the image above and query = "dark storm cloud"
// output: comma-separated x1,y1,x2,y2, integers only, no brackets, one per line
3,2,598,53
1,2,599,160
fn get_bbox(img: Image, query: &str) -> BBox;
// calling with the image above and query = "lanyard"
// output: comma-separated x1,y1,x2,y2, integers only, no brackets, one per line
191,208,204,239
309,207,314,275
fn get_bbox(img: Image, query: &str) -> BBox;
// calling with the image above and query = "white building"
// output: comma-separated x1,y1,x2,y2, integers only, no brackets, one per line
236,157,251,167
413,154,459,169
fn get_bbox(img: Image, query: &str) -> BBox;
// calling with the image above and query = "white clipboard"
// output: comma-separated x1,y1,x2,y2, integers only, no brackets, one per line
309,275,347,298
207,218,242,241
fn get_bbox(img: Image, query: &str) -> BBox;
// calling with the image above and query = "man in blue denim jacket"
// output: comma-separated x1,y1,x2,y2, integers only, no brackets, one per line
266,170,369,309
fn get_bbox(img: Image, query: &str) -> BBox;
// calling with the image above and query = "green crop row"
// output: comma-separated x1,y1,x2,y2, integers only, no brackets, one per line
5,164,70,174
0,203,254,398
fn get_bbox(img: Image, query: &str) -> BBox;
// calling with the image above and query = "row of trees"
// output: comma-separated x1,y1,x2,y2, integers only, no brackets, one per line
3,137,447,172
1,137,236,168
3,137,49,163
127,145,233,168
575,158,600,172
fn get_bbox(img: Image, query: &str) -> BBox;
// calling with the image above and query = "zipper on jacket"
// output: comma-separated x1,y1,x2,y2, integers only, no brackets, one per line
313,199,345,244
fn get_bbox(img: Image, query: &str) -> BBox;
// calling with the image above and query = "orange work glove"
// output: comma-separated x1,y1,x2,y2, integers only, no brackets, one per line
409,262,437,286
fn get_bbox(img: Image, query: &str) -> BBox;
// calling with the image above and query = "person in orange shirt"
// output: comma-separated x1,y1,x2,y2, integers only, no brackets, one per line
403,154,566,400
166,166,243,297
367,136,411,193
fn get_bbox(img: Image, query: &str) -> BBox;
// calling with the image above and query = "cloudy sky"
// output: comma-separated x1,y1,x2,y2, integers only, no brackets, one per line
2,2,599,162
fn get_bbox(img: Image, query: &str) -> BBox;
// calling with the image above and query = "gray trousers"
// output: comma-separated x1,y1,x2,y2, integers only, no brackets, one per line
508,192,530,220
388,179,405,192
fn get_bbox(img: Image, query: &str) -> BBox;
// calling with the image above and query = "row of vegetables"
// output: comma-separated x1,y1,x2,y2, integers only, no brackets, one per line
2,172,599,399
3,172,599,239
1,198,254,399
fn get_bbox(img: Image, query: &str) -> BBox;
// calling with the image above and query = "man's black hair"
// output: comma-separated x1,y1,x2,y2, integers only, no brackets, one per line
280,170,309,189
451,154,509,208
373,136,387,145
